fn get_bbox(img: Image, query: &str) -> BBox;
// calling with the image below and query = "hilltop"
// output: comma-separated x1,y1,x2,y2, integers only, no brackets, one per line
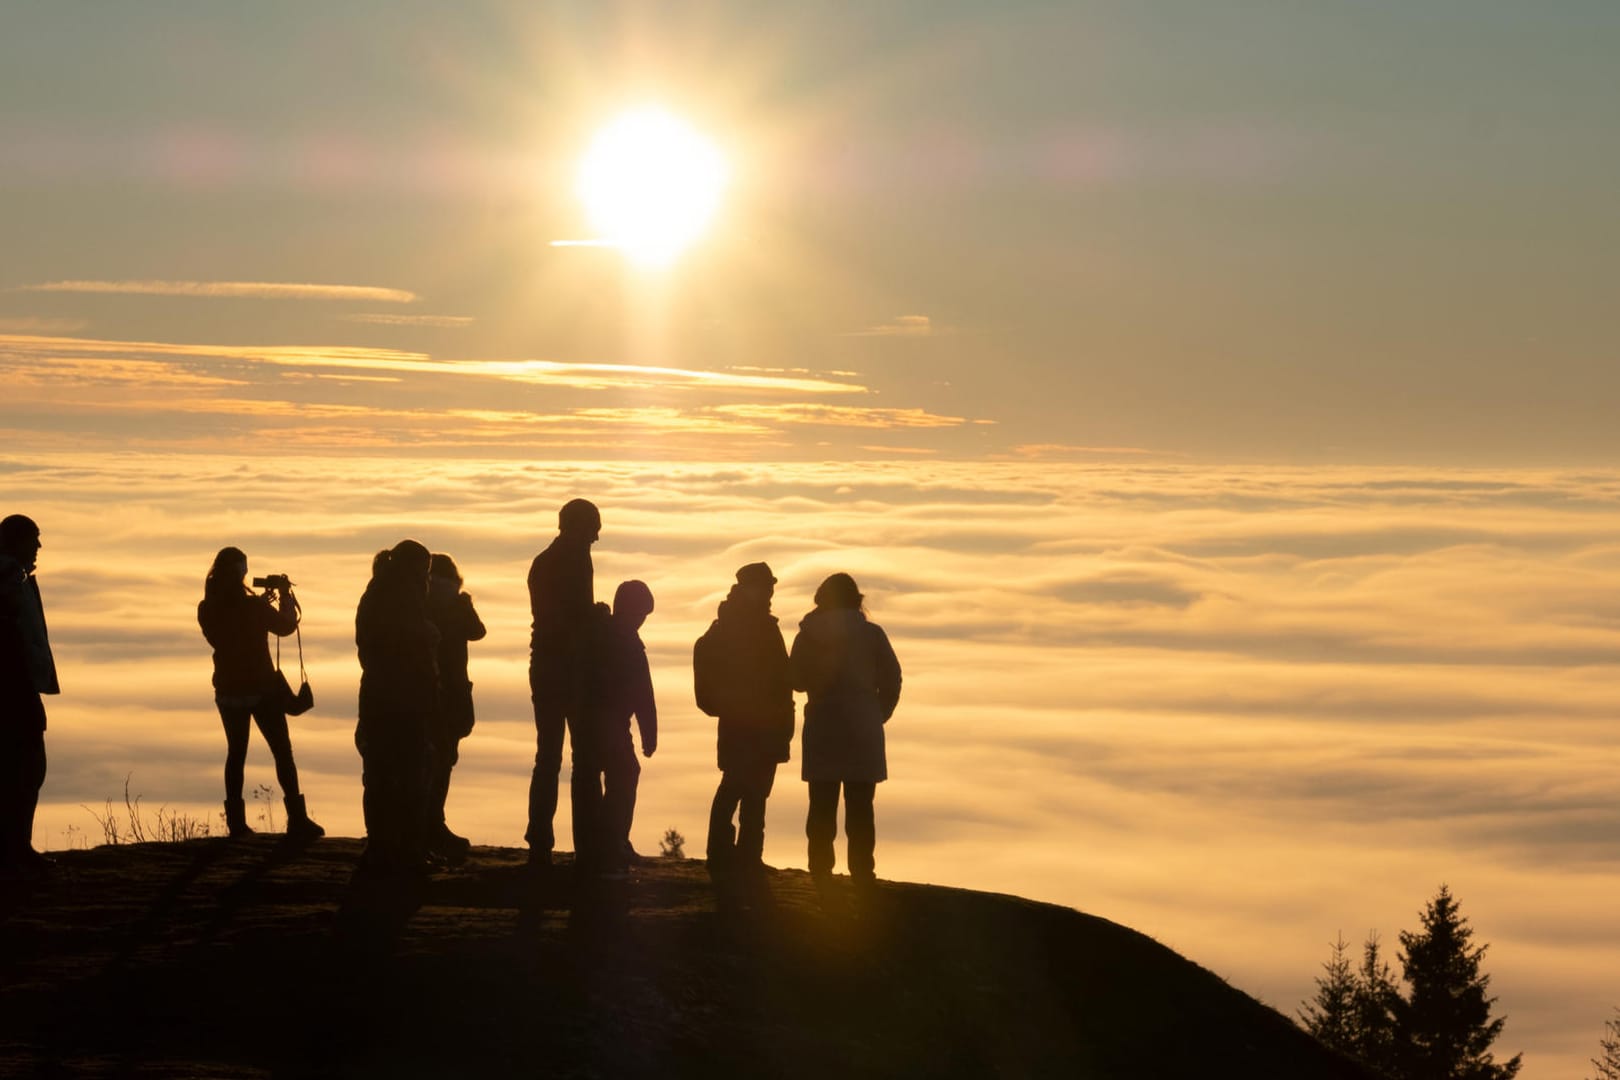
0,839,1364,1078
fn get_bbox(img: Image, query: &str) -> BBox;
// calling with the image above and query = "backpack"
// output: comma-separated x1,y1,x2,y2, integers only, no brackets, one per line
692,622,725,717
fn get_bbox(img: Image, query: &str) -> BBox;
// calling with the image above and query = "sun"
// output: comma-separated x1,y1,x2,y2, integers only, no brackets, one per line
575,106,728,269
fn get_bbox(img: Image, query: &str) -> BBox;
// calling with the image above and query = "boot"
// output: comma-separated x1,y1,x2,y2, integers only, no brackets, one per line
427,821,471,863
284,793,325,840
224,798,253,839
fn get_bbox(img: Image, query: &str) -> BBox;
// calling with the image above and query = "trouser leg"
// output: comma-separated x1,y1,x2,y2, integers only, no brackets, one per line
806,781,841,876
251,703,301,798
360,724,426,868
0,703,46,860
600,734,640,861
735,761,776,864
424,721,452,827
569,756,603,868
21,731,45,855
526,696,568,852
219,704,251,802
359,748,384,851
707,775,740,862
844,782,876,880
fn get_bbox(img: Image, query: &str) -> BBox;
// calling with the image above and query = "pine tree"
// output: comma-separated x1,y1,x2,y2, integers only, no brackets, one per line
1350,930,1401,1078
1300,932,1358,1053
1394,884,1522,1080
1591,1007,1620,1080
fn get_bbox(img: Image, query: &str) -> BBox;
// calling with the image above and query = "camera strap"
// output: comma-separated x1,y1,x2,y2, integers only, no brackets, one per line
274,624,307,685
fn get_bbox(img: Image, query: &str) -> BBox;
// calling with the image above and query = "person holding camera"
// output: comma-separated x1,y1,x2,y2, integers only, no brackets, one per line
198,547,325,841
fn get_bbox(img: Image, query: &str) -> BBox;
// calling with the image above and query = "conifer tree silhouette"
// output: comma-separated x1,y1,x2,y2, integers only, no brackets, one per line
1394,884,1521,1080
1350,931,1401,1078
1591,1007,1620,1080
1300,933,1357,1053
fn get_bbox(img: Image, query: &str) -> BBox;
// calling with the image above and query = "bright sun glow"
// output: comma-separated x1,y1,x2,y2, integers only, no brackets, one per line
575,107,727,269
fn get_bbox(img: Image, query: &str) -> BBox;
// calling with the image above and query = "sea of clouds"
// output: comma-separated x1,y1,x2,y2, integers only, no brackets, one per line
5,452,1617,1078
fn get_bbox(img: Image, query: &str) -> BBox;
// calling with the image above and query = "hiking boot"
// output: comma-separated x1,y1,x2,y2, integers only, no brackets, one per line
224,798,254,839
284,794,325,840
433,824,472,856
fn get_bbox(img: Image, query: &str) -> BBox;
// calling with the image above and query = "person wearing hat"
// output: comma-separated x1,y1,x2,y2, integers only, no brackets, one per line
0,514,57,878
525,498,601,868
694,561,794,877
790,572,901,889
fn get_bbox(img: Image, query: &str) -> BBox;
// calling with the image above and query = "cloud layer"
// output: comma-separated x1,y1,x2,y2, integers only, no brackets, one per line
6,452,1618,1073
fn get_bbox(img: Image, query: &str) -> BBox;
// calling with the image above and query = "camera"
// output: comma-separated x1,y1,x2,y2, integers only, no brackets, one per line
253,574,293,591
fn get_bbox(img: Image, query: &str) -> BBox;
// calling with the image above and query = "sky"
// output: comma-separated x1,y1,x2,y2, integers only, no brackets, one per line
3,3,1619,1076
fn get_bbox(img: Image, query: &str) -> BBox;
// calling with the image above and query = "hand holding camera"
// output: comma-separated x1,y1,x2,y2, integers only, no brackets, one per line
253,574,293,592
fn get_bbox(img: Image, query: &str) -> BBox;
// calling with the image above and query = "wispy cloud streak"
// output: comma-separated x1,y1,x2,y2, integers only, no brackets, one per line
22,280,419,303
844,314,936,338
0,333,868,394
339,313,474,327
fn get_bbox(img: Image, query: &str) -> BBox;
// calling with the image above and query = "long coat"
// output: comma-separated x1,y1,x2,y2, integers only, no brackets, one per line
789,607,901,784
694,595,793,771
354,581,439,751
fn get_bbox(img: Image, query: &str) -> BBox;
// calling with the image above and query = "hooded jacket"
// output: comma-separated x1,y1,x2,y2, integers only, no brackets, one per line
694,590,793,770
587,606,658,757
789,607,901,784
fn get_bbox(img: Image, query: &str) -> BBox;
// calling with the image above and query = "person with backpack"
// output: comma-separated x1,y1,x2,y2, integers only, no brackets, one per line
790,572,901,889
695,562,794,878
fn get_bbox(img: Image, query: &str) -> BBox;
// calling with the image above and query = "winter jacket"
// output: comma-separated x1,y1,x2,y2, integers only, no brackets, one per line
198,588,298,698
0,553,57,728
427,577,486,739
790,607,901,784
586,608,657,758
694,593,793,770
527,536,593,695
355,580,439,749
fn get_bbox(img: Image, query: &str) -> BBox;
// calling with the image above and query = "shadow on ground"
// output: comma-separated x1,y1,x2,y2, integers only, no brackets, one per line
0,839,1367,1079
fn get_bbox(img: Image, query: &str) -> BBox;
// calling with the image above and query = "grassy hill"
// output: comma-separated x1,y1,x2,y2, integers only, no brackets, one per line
0,839,1365,1078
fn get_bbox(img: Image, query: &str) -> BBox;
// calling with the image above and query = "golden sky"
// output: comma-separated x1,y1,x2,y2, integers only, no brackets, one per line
4,4,1619,1076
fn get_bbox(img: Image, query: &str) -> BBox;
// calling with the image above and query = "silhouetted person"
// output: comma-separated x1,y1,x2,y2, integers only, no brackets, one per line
197,547,324,840
696,562,793,877
0,515,57,879
425,552,486,861
577,580,657,875
355,540,439,876
525,499,600,868
790,573,901,887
